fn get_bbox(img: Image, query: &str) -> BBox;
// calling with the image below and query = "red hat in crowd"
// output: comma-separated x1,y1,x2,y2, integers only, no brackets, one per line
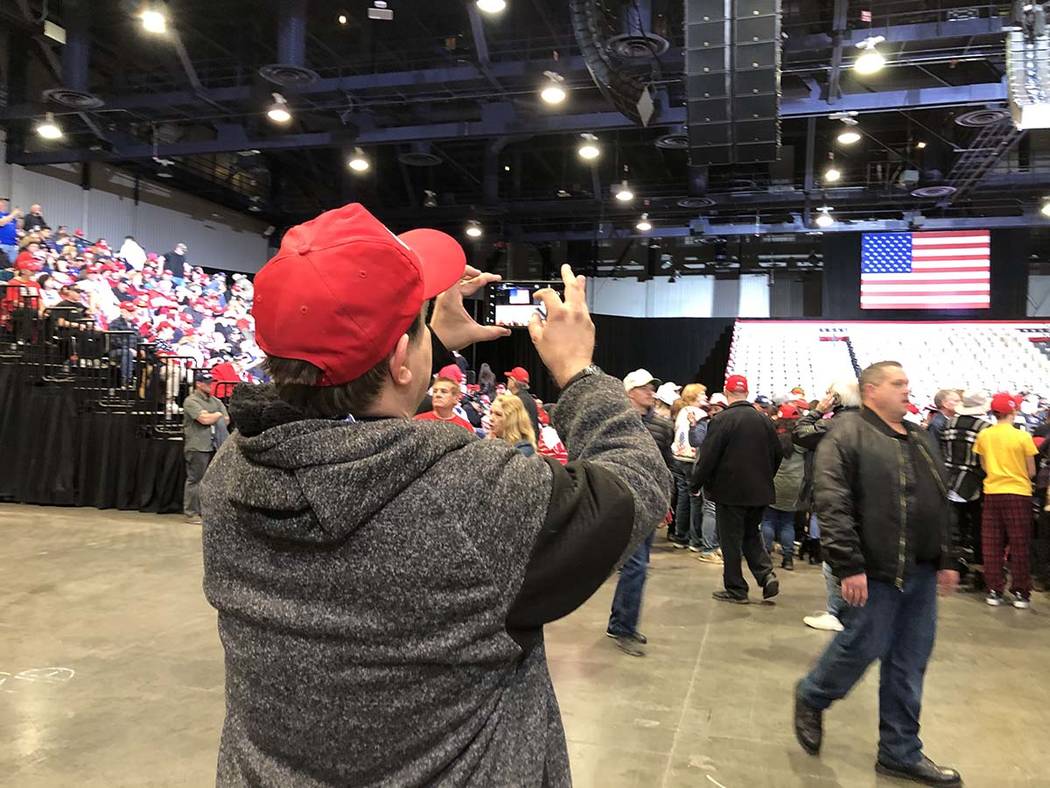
74,228,85,237
505,366,530,384
990,392,1021,415
147,253,158,262
235,318,251,331
906,403,920,415
156,321,175,333
725,374,749,394
85,264,101,274
119,301,137,313
252,203,466,387
778,404,800,420
437,363,464,384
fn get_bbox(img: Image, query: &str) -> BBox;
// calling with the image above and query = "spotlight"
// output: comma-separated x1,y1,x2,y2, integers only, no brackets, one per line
824,166,841,183
140,7,168,34
577,133,601,161
635,213,652,232
347,147,370,172
854,36,886,75
338,13,348,25
539,71,567,105
916,141,927,150
614,180,634,202
267,93,292,124
837,128,861,145
476,0,507,13
465,220,483,238
1041,198,1050,218
35,112,63,140
504,165,511,172
814,206,834,228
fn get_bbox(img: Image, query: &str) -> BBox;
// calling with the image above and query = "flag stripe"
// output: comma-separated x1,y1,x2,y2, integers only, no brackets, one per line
861,230,989,311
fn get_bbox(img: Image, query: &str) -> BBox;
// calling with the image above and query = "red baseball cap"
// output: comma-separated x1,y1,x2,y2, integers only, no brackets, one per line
252,203,466,386
778,404,800,420
725,374,748,394
990,392,1020,415
505,366,530,384
436,364,464,384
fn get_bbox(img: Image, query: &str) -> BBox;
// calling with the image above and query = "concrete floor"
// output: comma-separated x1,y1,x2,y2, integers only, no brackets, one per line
2,504,1047,788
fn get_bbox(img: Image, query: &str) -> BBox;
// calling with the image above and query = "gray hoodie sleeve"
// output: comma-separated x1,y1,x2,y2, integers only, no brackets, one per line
505,373,672,637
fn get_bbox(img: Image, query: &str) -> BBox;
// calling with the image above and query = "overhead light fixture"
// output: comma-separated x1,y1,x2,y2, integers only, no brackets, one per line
916,141,927,150
476,0,507,14
832,113,862,145
267,93,292,124
577,133,600,161
814,206,835,228
635,213,652,232
1041,198,1050,218
36,112,63,140
465,220,483,238
854,36,886,75
338,13,348,25
347,147,370,172
423,190,438,208
614,179,634,202
539,71,567,105
140,6,168,34
823,152,841,183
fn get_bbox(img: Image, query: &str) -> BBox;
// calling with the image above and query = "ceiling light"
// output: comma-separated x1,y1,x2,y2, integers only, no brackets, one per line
837,129,861,145
814,206,834,228
540,71,567,105
635,213,652,232
916,141,927,150
614,180,634,202
35,112,63,140
476,0,507,13
1041,199,1050,218
347,147,370,172
824,166,841,183
140,8,168,34
267,93,292,124
854,36,886,75
465,220,483,238
577,133,600,161
338,12,348,24
504,164,511,172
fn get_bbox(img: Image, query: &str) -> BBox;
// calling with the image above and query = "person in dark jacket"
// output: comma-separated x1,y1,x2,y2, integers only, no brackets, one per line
794,379,861,632
691,374,784,603
605,368,674,656
505,365,541,435
200,205,671,787
794,361,961,787
927,388,960,448
939,389,991,582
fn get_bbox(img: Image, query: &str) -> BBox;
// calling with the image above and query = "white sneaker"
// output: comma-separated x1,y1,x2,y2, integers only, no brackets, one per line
803,612,844,632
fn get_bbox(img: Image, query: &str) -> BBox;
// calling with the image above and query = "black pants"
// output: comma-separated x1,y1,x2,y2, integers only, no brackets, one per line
716,503,775,598
952,498,983,565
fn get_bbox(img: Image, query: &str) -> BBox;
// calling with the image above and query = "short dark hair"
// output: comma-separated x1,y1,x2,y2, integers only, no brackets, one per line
263,310,427,418
859,360,902,391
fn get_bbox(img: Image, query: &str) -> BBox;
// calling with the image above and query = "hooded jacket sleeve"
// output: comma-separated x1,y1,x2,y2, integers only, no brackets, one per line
690,415,727,495
793,409,832,451
505,373,672,633
813,423,866,579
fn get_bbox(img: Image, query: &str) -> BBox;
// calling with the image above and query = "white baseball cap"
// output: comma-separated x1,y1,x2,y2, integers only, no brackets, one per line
623,369,662,392
708,393,729,408
655,381,681,405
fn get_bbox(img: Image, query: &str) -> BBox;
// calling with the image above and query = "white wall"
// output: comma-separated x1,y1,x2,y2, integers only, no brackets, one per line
1030,275,1050,316
588,274,771,318
0,134,271,273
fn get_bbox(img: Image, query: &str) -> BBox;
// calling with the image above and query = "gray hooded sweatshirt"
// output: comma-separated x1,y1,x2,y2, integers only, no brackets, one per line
201,372,670,787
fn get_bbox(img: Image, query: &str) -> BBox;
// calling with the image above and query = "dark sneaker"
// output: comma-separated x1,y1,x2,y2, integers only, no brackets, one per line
1012,592,1031,610
782,555,794,571
605,630,647,645
875,754,961,786
611,635,645,657
794,681,822,755
712,590,749,604
763,577,780,600
985,590,1004,607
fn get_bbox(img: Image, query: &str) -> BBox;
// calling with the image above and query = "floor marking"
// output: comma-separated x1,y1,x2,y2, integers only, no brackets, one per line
659,607,713,786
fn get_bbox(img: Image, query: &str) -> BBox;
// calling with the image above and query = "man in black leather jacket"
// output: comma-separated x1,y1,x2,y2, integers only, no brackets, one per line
794,361,962,787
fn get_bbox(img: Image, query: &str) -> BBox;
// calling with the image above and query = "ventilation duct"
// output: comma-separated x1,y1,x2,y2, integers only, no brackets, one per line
43,0,103,109
260,0,319,87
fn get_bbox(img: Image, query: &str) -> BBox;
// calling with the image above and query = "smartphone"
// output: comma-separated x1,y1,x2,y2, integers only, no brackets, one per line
487,280,565,328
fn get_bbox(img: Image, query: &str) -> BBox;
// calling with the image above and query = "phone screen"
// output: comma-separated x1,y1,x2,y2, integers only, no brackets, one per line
487,281,565,328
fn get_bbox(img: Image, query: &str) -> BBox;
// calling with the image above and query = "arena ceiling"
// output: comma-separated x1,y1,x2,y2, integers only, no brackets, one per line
2,0,1049,262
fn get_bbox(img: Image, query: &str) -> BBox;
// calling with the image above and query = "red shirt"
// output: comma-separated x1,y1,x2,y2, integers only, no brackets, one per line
414,411,475,432
3,278,40,304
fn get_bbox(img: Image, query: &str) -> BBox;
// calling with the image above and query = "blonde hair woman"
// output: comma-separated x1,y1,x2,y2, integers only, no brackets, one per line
669,382,710,549
489,394,538,456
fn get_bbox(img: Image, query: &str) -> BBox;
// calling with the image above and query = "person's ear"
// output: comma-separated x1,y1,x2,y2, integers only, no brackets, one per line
387,333,414,387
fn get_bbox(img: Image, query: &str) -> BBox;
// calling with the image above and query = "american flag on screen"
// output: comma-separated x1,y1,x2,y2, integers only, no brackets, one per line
860,230,990,310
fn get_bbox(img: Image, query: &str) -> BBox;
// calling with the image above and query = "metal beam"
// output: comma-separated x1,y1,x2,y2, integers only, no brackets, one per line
826,0,850,102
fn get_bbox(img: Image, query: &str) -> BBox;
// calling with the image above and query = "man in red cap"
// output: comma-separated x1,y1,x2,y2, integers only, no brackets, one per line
691,373,785,603
974,392,1039,609
414,367,474,432
505,365,540,435
199,203,670,787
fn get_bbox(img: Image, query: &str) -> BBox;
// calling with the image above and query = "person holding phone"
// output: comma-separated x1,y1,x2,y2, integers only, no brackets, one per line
200,204,671,787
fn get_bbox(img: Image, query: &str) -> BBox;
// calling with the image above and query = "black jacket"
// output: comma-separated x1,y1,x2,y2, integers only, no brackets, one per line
642,408,674,469
814,408,959,586
793,405,859,510
514,386,541,436
690,400,783,506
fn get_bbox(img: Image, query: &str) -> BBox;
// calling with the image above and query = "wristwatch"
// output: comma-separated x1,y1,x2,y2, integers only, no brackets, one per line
562,364,602,390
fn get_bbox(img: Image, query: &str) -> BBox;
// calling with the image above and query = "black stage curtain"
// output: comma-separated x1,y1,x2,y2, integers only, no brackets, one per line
822,230,1029,320
472,316,736,401
0,363,184,513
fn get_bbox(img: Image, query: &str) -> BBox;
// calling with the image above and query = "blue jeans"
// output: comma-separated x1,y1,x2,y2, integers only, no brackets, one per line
824,561,846,617
799,563,938,767
671,460,701,543
608,532,653,637
809,513,821,539
0,243,18,264
762,507,796,558
699,497,719,552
